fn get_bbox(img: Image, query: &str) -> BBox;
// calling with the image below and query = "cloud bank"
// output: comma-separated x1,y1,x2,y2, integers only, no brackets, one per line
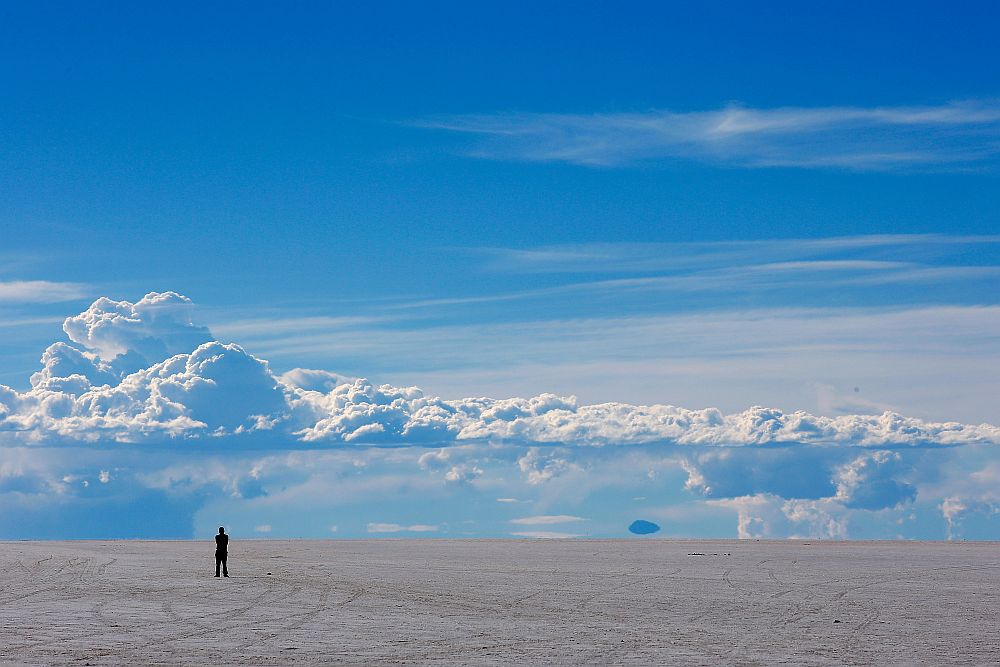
1,292,999,540
2,292,997,449
420,100,1000,170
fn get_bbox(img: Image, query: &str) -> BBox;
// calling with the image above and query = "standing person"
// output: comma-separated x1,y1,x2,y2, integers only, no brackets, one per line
215,526,229,577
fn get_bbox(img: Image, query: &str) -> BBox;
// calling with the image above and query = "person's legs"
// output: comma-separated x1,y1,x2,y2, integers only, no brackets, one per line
222,554,228,577
215,554,222,577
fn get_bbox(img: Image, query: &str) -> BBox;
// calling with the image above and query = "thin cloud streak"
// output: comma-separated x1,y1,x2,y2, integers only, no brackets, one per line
237,306,1000,364
389,262,997,312
212,315,392,338
472,235,1000,274
366,523,440,533
192,235,999,327
509,515,587,525
0,316,65,329
419,101,1000,170
0,281,89,304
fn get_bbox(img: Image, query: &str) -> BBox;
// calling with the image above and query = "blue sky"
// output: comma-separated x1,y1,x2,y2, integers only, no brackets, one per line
1,2,999,540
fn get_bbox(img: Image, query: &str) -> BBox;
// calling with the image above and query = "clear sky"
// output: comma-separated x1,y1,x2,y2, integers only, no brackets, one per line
1,2,999,540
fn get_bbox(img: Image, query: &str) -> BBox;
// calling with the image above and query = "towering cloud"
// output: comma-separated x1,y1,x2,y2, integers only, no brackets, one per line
62,292,212,373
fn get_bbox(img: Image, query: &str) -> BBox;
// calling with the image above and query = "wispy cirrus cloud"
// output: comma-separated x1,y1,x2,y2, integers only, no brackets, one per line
390,262,1000,311
471,235,1000,274
198,235,999,365
380,234,1000,311
0,280,88,304
418,100,1000,170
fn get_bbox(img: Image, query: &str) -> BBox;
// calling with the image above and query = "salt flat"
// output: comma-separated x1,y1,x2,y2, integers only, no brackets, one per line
0,540,997,665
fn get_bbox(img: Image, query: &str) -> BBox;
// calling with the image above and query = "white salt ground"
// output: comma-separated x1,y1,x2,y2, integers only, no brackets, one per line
0,539,997,665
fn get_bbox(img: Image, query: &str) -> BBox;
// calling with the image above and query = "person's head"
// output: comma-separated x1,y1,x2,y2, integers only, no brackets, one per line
219,526,225,534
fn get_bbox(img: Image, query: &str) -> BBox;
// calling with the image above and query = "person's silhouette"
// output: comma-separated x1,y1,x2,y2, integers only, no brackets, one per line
215,527,229,577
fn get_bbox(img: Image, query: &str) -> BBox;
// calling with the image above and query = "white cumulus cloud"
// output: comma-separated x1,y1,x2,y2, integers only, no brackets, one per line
62,292,212,372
